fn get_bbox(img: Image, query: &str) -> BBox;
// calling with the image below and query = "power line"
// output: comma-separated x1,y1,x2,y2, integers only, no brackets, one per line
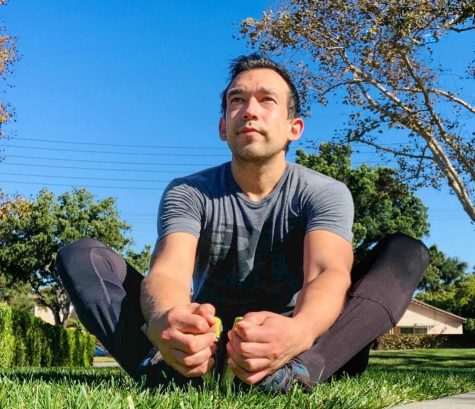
1,172,171,183
1,162,188,174
4,154,218,167
0,180,165,191
11,137,229,150
2,144,231,157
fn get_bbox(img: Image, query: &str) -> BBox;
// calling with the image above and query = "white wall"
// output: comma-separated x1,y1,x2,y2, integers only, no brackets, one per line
395,302,463,334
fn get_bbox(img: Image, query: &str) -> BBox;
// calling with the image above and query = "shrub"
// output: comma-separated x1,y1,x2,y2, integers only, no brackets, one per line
375,334,475,350
0,304,94,368
464,318,475,335
0,304,15,368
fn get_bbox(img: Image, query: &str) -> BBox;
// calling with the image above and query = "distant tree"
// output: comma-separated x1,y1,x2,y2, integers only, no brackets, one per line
418,273,475,318
417,286,457,314
125,245,152,274
417,244,468,292
0,188,148,326
0,0,17,133
0,277,35,314
241,0,475,222
416,246,474,318
296,143,429,261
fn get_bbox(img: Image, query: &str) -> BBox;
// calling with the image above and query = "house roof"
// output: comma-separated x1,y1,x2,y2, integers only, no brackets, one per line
411,298,466,322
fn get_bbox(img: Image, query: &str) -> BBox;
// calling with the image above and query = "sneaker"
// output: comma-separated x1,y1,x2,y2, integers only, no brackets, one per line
138,347,202,389
257,359,311,393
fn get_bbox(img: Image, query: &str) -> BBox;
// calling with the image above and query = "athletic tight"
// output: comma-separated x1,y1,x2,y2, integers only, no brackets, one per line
57,233,429,388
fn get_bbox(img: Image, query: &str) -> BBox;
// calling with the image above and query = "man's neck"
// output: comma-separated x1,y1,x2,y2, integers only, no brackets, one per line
230,156,288,202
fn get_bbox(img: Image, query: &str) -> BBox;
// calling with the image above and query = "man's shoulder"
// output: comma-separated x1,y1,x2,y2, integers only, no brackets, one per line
287,162,348,191
168,162,229,192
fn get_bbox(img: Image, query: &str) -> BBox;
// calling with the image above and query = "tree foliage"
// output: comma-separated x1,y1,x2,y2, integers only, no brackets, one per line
0,188,146,326
418,244,468,292
416,245,474,319
125,245,151,275
0,279,35,314
0,0,17,130
296,143,429,261
241,0,475,222
418,274,475,318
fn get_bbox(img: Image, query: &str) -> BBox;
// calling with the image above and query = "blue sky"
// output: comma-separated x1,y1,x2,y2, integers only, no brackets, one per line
1,1,474,270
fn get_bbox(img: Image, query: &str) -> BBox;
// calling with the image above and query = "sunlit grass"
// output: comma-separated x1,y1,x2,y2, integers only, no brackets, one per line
0,349,474,408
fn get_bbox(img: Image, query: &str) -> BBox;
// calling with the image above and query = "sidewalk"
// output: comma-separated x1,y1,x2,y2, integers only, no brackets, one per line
392,392,475,408
92,357,119,368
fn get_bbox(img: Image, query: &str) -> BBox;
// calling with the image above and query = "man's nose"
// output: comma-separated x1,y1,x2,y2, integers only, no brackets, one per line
242,97,259,120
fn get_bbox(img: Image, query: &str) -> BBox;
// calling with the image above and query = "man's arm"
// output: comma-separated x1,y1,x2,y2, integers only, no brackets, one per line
141,232,217,377
226,230,353,384
292,229,353,343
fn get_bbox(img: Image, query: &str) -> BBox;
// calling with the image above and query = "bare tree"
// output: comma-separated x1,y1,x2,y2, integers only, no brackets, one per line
241,0,475,222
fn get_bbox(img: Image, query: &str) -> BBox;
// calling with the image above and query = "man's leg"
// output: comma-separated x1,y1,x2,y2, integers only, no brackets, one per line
296,233,430,384
57,237,200,387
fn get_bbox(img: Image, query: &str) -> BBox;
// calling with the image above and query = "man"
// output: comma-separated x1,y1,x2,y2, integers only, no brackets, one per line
57,54,429,393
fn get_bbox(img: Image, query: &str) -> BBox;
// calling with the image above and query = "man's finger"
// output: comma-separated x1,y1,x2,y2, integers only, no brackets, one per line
233,321,276,343
226,340,271,371
172,343,217,368
172,357,215,378
165,329,216,354
228,334,271,359
241,311,274,326
194,303,216,326
226,356,269,385
167,309,212,334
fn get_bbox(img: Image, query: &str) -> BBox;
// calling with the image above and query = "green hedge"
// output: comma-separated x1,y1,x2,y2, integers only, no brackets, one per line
0,303,94,368
375,334,475,350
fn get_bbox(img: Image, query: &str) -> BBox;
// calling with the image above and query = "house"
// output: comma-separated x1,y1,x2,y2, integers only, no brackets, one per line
34,305,56,325
388,298,466,335
34,304,77,326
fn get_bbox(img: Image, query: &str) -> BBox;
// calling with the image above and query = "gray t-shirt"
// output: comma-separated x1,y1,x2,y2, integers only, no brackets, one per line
154,162,353,316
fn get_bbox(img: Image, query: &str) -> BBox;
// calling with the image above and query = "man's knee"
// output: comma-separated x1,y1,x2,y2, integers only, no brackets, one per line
351,233,429,320
57,237,106,269
378,233,430,285
382,233,429,261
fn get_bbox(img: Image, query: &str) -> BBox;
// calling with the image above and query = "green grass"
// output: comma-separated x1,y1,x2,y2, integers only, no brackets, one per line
370,348,475,370
0,349,474,408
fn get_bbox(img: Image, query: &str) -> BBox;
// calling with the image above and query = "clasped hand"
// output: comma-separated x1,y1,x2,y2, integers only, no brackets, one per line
226,311,307,384
146,303,217,377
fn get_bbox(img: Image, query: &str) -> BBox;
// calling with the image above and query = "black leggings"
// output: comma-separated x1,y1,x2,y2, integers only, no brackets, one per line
57,233,429,386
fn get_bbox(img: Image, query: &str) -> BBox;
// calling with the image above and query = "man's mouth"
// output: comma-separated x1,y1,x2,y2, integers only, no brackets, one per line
238,126,261,135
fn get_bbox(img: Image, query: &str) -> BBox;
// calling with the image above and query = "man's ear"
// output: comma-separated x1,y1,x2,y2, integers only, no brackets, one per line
219,117,227,141
288,117,304,142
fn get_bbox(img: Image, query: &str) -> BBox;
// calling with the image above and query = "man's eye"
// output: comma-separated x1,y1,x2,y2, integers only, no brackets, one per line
262,97,276,103
230,97,244,104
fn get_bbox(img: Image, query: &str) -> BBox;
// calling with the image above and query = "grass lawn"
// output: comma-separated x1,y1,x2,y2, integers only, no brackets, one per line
1,349,474,408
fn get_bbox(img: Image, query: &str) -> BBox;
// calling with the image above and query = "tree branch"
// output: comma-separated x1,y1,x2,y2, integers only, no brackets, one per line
414,145,430,180
450,26,475,33
350,137,433,160
432,88,475,114
308,80,360,96
342,54,475,221
394,87,475,115
401,53,475,182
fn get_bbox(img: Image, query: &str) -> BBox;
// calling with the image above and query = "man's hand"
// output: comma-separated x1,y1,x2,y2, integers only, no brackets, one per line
225,311,313,384
146,303,218,377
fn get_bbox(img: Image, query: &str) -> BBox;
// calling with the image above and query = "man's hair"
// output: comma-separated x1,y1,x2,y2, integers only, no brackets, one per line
220,54,301,119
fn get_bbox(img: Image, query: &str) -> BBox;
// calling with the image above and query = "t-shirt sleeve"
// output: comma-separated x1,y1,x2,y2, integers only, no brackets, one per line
156,179,203,241
304,179,354,243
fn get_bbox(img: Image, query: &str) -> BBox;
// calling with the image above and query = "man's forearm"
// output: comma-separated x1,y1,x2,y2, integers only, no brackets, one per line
292,268,351,349
140,273,192,324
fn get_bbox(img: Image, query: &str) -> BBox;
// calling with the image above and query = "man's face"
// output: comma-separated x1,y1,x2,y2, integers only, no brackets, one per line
219,68,303,163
